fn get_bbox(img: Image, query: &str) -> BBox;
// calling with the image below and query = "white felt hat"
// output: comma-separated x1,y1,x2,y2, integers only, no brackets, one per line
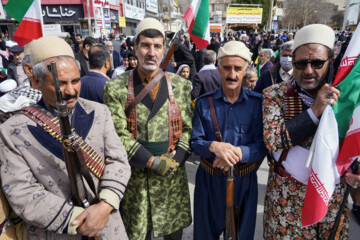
217,41,252,62
294,24,335,51
135,18,165,41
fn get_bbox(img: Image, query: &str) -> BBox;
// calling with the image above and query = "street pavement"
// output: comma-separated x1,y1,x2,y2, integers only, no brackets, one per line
164,153,360,240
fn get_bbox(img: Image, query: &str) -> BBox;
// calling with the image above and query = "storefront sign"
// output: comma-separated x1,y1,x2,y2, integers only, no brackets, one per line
119,16,126,27
124,4,145,21
93,0,110,7
103,8,111,27
110,9,119,23
42,5,84,21
146,0,158,13
226,7,263,24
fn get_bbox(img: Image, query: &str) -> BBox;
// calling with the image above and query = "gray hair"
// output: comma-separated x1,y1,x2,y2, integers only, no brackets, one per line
203,50,217,65
22,55,31,72
259,49,272,59
33,56,80,85
280,41,294,53
244,66,257,80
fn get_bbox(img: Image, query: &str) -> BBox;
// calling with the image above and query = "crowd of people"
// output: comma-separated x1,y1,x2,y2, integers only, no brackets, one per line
0,16,359,240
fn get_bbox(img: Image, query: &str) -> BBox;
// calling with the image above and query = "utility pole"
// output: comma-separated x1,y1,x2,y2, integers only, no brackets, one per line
268,0,274,31
87,0,92,37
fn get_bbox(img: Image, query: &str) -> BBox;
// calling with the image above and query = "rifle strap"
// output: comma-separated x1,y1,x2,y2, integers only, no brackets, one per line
125,69,165,117
126,69,182,154
17,105,105,180
208,95,223,142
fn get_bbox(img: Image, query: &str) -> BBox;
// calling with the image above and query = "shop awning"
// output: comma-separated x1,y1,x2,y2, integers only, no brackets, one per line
210,24,222,32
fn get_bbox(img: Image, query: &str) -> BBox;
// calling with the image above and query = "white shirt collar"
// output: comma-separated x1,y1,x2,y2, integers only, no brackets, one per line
279,67,293,81
199,64,216,72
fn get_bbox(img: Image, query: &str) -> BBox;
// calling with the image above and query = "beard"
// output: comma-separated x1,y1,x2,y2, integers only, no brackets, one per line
297,73,326,91
140,56,159,71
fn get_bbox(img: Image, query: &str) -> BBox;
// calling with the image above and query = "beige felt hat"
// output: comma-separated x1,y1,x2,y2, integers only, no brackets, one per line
217,41,252,62
294,24,335,51
24,41,34,56
30,36,74,65
134,18,165,41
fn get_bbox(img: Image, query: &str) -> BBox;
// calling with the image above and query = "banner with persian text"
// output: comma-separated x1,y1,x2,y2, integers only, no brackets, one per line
226,7,262,24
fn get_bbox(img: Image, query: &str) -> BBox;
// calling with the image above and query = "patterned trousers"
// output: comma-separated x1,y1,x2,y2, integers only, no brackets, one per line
263,169,349,240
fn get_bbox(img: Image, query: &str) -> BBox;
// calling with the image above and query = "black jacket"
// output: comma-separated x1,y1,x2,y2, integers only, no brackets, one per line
191,68,221,100
173,43,196,81
75,51,89,77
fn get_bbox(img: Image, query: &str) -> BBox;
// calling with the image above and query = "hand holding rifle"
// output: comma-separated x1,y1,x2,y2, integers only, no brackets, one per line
48,61,105,239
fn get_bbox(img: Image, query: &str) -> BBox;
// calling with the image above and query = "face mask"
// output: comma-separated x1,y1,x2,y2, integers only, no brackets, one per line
280,56,293,70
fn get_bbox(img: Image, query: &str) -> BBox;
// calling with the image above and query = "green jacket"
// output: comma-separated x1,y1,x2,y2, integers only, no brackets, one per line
104,69,193,239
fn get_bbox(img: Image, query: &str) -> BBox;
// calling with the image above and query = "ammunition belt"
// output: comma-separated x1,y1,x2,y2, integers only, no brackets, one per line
19,106,105,179
200,158,256,177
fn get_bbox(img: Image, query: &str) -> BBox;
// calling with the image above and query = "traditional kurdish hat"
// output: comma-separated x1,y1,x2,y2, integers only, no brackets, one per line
135,18,165,40
30,36,74,65
294,24,335,51
24,41,34,56
217,40,252,62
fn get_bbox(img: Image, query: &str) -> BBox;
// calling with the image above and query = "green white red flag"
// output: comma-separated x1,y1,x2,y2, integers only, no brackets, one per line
183,0,210,50
301,23,360,227
4,0,43,47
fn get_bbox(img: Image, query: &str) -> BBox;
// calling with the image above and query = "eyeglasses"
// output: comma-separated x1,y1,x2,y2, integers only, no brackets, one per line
293,59,328,70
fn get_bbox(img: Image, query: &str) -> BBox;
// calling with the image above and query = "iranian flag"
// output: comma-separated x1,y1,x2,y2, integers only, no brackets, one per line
301,23,360,227
4,0,43,47
183,0,210,50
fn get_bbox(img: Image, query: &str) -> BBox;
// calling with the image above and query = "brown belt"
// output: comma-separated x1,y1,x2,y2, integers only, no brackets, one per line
200,158,256,177
268,154,298,182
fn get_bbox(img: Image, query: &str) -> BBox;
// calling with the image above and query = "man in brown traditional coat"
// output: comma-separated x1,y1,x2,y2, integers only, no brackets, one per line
0,36,130,239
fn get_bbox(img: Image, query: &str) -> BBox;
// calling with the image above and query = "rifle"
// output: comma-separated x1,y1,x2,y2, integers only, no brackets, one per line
329,160,359,240
48,61,98,240
160,28,184,70
224,167,237,240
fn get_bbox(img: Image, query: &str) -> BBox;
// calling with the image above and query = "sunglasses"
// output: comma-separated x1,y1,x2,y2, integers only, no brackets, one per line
293,59,328,70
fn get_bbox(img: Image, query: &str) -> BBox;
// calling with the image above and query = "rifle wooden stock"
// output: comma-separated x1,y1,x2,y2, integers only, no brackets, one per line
225,167,237,240
161,43,177,70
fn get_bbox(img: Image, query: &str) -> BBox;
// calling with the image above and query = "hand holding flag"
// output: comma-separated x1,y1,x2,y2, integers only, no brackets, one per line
301,23,360,228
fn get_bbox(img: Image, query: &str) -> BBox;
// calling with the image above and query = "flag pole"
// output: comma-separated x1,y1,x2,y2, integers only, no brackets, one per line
37,0,45,37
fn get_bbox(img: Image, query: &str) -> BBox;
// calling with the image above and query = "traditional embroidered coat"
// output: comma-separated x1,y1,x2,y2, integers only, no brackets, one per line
0,98,131,240
104,69,193,239
262,81,349,239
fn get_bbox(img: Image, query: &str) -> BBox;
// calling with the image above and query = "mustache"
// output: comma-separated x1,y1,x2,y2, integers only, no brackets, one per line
63,94,77,101
302,74,317,79
226,78,238,82
145,55,157,63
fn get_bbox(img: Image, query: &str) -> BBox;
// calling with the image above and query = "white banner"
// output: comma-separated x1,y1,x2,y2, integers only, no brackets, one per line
348,3,359,25
124,4,145,20
146,0,158,13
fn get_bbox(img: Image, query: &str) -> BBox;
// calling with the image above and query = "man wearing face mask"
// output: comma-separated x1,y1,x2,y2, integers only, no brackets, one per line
254,41,294,93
